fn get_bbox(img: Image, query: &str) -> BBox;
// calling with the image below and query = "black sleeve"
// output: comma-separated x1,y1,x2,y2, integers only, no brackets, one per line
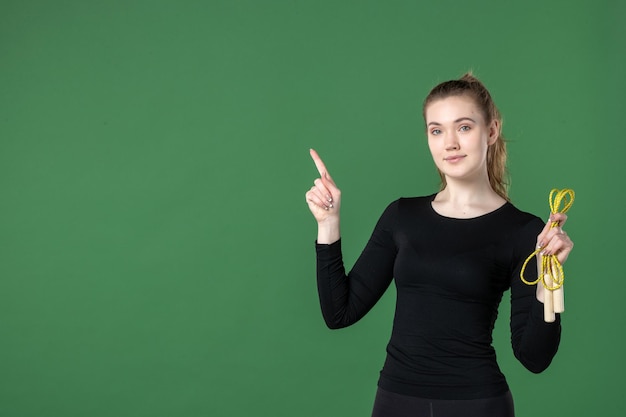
509,217,562,373
315,201,398,329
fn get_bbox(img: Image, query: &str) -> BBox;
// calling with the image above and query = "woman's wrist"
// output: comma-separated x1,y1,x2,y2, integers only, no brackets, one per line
317,217,340,244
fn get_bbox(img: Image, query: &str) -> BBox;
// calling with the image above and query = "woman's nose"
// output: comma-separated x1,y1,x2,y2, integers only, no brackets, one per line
444,133,459,150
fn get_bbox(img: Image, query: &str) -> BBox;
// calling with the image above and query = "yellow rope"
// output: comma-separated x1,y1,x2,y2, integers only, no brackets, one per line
520,189,575,290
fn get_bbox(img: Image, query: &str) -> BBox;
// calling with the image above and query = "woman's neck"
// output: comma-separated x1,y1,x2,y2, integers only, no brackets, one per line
432,180,506,218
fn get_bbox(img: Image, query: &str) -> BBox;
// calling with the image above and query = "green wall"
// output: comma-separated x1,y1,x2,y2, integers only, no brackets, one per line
1,1,624,416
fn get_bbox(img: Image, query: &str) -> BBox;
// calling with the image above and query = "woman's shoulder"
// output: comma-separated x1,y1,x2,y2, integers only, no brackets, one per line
378,194,435,214
393,194,437,208
505,202,543,222
376,195,437,224
502,202,546,235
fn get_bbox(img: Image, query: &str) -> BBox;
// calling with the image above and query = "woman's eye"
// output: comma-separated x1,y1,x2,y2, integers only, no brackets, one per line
459,125,471,132
431,129,442,135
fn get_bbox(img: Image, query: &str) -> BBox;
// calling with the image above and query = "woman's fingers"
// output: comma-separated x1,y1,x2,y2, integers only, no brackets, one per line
314,178,333,204
542,228,572,254
309,148,341,204
310,148,327,176
538,228,574,265
310,149,336,184
545,232,574,264
536,213,569,248
536,212,573,264
306,148,342,223
550,213,568,228
307,184,333,210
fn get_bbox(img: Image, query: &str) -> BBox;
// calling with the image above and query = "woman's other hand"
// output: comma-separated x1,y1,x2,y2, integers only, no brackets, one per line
536,213,574,265
305,149,341,244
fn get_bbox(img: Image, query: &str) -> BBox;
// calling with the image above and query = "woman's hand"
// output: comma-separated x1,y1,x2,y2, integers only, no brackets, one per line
305,149,341,244
536,213,574,265
535,213,574,304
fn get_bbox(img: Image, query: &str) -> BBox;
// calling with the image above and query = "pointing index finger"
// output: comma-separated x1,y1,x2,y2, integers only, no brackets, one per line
310,148,329,177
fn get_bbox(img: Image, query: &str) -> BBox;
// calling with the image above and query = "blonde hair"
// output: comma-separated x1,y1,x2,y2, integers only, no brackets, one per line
423,73,509,201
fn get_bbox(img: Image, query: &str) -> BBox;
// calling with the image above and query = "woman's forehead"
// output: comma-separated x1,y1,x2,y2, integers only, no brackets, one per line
425,95,484,123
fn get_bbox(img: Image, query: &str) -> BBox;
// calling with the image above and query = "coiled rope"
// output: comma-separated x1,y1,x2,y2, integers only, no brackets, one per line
520,189,575,290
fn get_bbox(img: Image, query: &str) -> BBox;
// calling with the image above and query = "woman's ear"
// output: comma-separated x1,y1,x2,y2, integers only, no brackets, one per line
488,119,500,145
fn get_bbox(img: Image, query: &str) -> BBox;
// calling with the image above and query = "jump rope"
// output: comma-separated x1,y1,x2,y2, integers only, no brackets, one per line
519,189,575,322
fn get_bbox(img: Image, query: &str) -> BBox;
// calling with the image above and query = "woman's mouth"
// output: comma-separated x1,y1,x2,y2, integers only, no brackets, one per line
444,155,466,162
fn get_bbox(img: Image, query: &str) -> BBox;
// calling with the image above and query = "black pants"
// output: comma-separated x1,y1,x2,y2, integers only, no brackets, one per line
371,387,515,417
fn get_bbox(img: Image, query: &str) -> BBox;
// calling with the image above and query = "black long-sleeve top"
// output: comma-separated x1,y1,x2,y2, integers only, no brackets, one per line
316,195,561,400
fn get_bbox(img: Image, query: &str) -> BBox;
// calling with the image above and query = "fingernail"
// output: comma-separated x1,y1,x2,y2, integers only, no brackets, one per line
327,196,333,203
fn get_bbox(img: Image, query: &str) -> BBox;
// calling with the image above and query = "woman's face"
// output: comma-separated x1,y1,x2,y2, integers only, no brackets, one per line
424,95,498,184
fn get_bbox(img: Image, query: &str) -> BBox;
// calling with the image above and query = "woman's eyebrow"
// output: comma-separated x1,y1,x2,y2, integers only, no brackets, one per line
455,117,477,124
427,117,477,127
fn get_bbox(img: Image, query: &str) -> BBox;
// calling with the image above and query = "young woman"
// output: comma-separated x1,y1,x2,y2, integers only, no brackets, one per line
305,74,574,417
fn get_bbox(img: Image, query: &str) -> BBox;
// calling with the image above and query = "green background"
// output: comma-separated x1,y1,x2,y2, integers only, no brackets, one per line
1,1,624,416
